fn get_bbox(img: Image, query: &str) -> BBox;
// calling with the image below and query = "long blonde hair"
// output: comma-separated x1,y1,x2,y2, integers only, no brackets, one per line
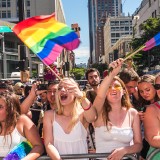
55,77,82,129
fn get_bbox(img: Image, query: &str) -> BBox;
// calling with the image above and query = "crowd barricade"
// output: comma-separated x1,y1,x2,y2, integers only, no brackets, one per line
0,153,136,160
36,153,138,159
1,150,160,160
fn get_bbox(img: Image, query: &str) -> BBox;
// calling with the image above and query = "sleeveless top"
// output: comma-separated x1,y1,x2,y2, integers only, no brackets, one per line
53,112,88,159
95,109,134,155
0,127,26,157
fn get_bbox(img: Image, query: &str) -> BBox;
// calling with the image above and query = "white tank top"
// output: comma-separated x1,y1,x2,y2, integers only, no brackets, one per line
95,109,134,155
53,113,88,160
0,127,26,157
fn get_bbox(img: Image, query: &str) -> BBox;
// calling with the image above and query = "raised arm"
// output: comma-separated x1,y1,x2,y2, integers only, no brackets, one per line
93,58,123,114
43,110,61,160
20,84,46,114
144,105,160,148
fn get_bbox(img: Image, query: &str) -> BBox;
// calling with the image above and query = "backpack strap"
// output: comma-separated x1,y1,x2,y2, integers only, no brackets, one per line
154,101,160,109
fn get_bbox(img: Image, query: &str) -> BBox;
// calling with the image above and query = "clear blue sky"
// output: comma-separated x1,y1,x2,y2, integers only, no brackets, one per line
61,0,142,64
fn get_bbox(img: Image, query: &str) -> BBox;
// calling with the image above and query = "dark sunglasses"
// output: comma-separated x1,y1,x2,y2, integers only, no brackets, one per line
154,84,160,90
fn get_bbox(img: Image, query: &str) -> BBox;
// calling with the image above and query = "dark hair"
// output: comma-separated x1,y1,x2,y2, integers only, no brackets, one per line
85,68,100,80
0,82,8,89
47,80,60,88
119,69,139,84
138,74,159,104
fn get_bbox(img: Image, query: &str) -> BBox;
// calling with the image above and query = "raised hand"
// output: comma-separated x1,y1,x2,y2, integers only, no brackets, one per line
109,58,124,77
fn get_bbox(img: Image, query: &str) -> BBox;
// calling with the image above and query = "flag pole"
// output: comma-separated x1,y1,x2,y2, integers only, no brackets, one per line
46,64,62,81
108,45,146,74
123,45,145,61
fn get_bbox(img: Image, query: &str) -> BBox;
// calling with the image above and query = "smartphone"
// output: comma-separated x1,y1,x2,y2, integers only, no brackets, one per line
37,84,47,90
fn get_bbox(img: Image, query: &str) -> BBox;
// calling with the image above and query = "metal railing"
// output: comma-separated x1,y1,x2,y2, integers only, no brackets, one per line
0,153,137,160
1,149,160,160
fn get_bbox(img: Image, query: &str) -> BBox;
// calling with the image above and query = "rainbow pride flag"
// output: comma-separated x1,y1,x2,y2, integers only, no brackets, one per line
12,13,80,65
143,32,160,51
3,141,32,160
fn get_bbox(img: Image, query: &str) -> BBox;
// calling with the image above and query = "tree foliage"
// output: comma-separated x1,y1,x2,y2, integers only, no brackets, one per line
70,67,86,80
130,18,160,75
90,63,108,78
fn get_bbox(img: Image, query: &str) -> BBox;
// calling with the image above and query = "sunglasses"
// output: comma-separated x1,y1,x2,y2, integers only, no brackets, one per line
154,84,160,90
108,85,122,91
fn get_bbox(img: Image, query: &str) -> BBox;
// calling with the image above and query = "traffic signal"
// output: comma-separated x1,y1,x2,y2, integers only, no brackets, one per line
71,23,80,38
18,45,27,71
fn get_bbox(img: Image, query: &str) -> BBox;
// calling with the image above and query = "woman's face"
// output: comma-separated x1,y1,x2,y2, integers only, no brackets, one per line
57,79,75,106
155,76,160,98
106,80,124,103
0,98,7,122
138,82,156,103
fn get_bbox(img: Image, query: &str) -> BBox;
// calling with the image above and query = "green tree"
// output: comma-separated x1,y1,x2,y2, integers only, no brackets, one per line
131,18,160,75
70,67,86,80
91,63,108,78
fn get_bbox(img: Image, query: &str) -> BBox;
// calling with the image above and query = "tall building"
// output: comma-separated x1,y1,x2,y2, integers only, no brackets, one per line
88,0,122,64
132,0,160,38
104,16,132,63
0,0,65,79
0,0,65,22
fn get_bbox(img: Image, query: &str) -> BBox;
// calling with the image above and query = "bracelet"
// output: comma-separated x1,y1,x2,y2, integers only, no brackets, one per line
82,102,92,111
79,91,86,104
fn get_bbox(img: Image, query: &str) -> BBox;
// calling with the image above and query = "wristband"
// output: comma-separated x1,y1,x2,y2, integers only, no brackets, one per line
82,102,92,111
79,91,86,103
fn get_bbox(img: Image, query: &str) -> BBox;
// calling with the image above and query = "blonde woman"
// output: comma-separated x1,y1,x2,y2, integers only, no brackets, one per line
43,77,97,160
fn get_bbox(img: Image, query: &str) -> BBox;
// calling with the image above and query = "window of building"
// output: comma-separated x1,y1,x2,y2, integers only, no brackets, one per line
26,0,30,7
111,33,115,37
6,55,18,60
7,0,10,7
120,21,125,25
2,11,6,18
26,10,30,17
111,27,115,31
5,40,15,49
125,27,129,31
7,10,11,18
2,0,6,7
125,21,129,25
115,21,119,26
116,33,120,37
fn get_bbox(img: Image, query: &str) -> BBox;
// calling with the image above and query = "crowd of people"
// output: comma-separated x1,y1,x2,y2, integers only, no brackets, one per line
0,58,160,160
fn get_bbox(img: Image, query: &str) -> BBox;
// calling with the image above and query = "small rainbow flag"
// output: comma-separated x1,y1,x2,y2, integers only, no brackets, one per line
3,141,32,160
12,13,80,65
143,32,160,51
